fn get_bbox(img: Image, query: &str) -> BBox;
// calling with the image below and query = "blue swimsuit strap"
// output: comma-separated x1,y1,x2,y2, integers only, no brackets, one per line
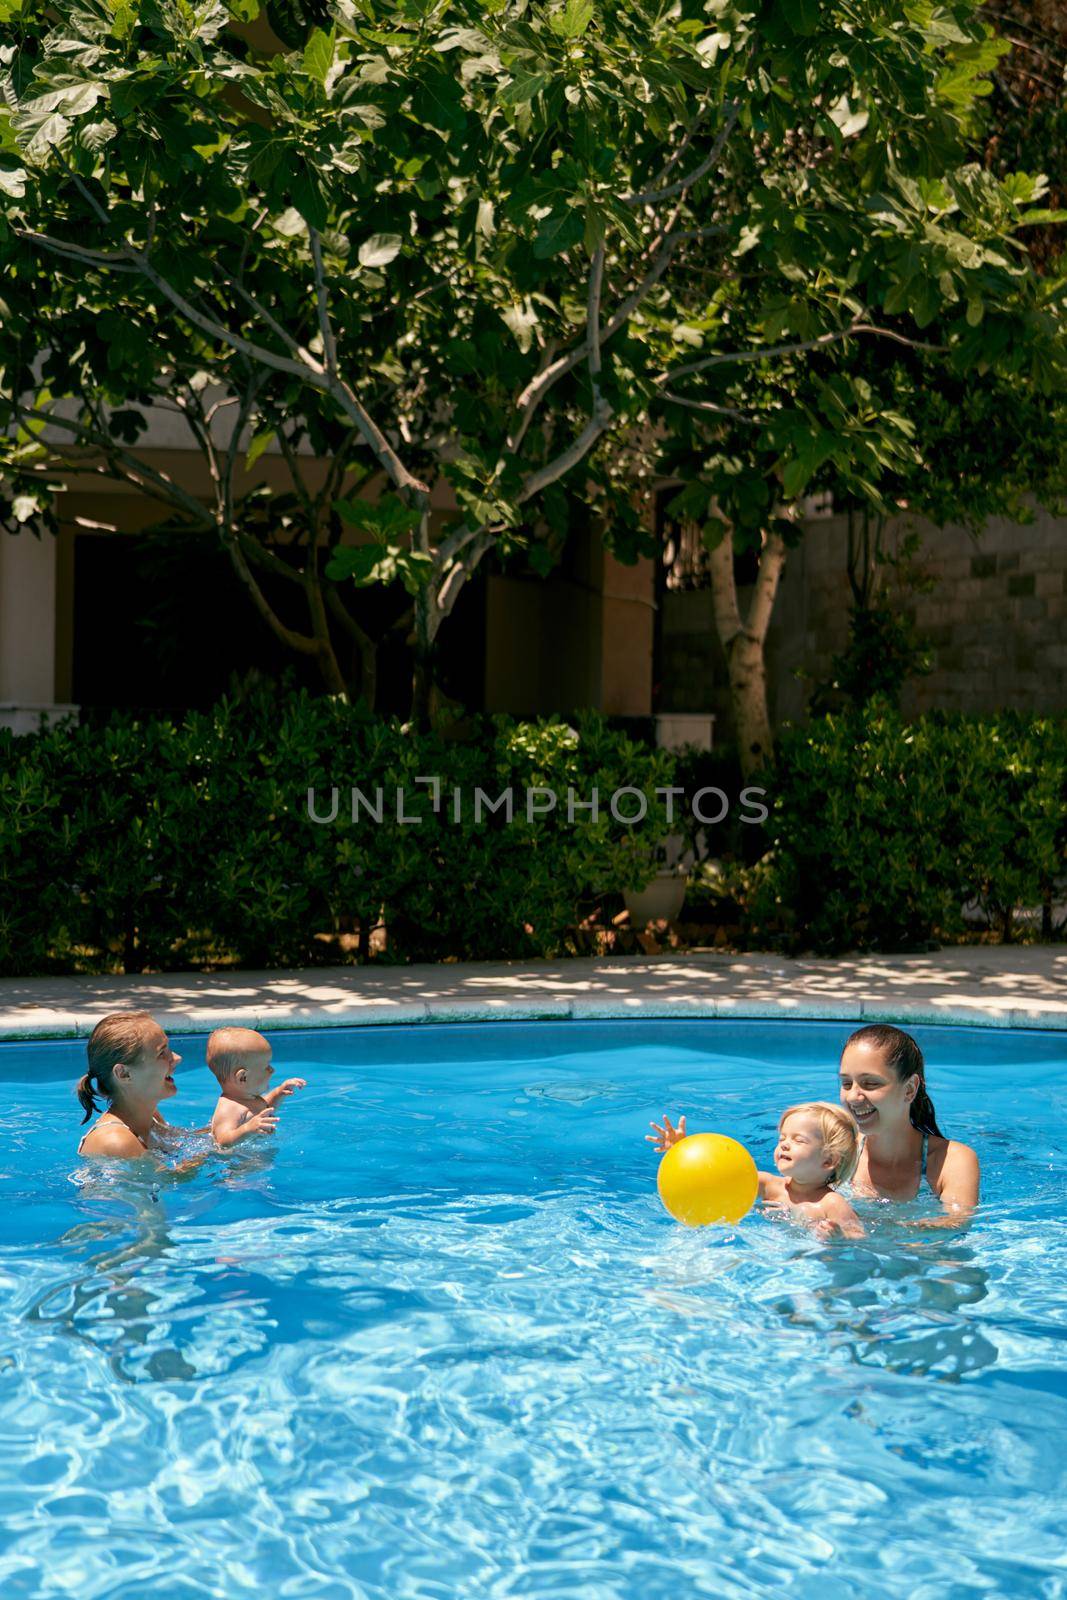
920,1130,929,1185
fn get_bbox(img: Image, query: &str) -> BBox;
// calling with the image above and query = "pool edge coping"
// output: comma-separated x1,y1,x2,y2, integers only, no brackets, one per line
2,992,1065,1042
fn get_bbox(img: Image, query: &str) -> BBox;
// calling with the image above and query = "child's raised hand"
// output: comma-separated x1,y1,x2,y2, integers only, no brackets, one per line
646,1113,687,1153
273,1078,307,1098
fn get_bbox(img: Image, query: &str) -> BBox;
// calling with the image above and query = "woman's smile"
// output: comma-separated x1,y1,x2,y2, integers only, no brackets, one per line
850,1103,877,1127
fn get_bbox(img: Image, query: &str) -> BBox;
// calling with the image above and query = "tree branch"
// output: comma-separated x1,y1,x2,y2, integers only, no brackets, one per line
13,405,214,527
324,580,373,649
624,101,740,208
22,188,430,499
636,95,712,201
309,228,339,373
658,323,944,386
508,225,728,444
435,529,495,622
223,532,321,656
236,530,304,585
659,391,757,423
587,243,605,405
518,399,614,505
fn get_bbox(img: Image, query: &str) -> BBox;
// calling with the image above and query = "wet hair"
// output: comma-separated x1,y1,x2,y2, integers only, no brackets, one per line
76,1011,158,1124
841,1024,943,1137
778,1101,860,1187
206,1027,269,1085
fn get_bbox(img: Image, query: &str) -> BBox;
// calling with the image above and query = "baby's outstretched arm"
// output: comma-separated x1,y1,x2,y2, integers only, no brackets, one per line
264,1077,307,1107
645,1114,687,1153
211,1100,279,1149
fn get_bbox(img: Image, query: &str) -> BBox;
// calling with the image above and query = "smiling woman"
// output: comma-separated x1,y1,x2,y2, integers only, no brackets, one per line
838,1023,981,1220
76,1011,183,1159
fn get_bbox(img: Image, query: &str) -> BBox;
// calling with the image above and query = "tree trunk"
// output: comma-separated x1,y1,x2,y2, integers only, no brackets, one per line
723,630,775,777
410,628,435,729
707,523,788,780
409,507,435,727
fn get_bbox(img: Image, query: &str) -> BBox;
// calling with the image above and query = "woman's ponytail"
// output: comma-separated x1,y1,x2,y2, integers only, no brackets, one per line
76,1011,155,1125
910,1081,943,1138
76,1072,101,1124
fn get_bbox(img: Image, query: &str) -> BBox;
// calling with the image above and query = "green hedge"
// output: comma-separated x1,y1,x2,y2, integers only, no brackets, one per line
751,704,1067,952
0,691,677,975
5,694,1062,973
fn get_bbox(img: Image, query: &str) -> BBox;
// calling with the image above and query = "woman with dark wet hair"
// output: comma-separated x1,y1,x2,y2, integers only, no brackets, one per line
838,1024,980,1222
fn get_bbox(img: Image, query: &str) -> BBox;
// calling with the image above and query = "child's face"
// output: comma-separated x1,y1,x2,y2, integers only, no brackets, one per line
234,1046,273,1098
774,1113,833,1186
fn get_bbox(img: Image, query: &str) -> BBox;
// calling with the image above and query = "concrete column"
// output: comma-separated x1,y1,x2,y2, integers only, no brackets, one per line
0,531,76,732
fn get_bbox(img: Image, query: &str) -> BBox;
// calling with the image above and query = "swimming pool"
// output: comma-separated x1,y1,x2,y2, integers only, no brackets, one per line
0,1018,1064,1600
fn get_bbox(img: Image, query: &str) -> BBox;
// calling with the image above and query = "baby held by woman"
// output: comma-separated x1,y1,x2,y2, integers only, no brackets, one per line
650,1101,863,1239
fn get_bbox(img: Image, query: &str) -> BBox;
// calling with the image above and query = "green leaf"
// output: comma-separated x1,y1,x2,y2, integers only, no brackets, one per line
302,28,335,87
1016,209,1067,229
498,73,552,108
289,160,329,229
528,541,557,577
244,429,276,471
411,71,466,134
326,542,434,596
550,0,594,40
827,96,869,140
23,81,106,118
781,457,812,499
333,497,421,539
882,276,914,317
533,208,583,258
358,232,403,268
78,120,117,152
272,207,307,237
501,300,539,352
779,0,820,37
22,112,71,154
0,166,25,198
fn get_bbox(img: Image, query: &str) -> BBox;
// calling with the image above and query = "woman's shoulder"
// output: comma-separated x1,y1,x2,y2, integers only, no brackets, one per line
927,1134,980,1209
929,1134,979,1167
78,1118,147,1159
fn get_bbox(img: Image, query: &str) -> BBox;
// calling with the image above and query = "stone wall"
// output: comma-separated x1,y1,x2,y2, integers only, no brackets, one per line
657,506,1067,745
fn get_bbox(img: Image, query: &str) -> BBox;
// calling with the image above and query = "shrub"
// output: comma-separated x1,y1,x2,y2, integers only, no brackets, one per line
0,689,677,974
751,702,1066,953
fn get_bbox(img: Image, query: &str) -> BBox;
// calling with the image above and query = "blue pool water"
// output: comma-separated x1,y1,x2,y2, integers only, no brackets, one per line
0,1018,1065,1600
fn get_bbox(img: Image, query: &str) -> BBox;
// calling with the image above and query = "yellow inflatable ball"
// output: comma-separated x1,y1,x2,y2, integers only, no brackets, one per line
657,1132,759,1226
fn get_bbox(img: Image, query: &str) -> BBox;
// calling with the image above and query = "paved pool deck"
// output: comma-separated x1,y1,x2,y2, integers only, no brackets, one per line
0,947,1063,1040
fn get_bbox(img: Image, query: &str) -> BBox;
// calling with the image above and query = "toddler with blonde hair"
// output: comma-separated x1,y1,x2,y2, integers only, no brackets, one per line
649,1099,863,1239
758,1101,863,1238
